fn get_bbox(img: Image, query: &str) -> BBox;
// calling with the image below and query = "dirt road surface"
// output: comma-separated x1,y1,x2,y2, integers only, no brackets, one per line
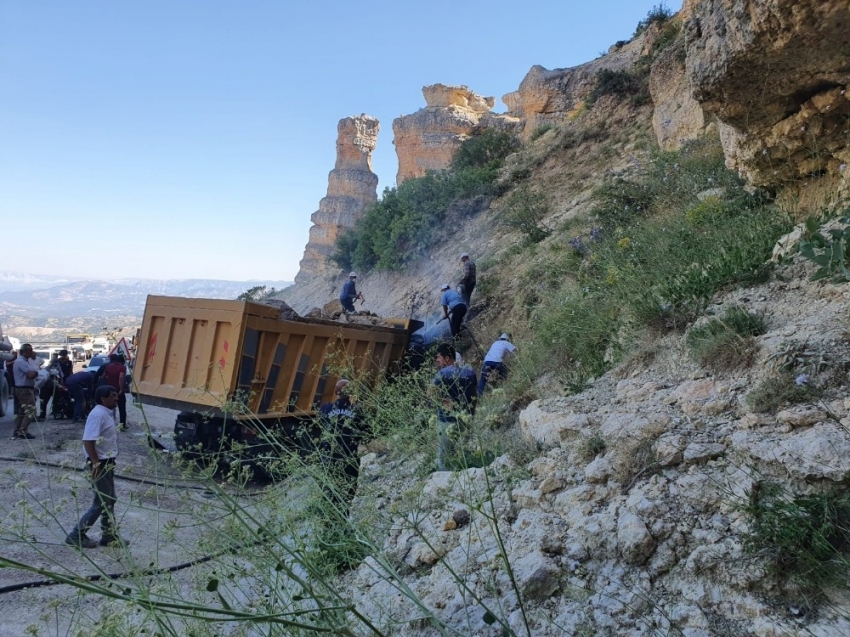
0,392,238,637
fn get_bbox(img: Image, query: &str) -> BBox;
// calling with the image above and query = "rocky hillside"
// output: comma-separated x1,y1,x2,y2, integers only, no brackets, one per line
272,1,850,635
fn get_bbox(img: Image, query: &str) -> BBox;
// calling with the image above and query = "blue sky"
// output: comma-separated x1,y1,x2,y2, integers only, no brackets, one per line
1,1,672,281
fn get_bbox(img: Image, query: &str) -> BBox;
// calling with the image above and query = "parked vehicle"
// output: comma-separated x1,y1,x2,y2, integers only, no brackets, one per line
66,333,94,359
92,337,111,355
71,346,87,362
84,354,111,374
134,295,421,472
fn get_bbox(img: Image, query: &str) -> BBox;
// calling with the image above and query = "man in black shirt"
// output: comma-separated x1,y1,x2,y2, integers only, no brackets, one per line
317,379,366,514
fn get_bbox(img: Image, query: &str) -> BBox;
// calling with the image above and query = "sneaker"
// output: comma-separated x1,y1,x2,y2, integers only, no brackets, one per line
99,536,130,547
66,534,98,549
14,432,35,440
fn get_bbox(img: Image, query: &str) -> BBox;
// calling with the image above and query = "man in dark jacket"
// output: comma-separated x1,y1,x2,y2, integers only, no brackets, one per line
458,252,476,305
65,370,95,423
432,343,477,470
339,272,363,313
317,379,367,514
56,349,74,382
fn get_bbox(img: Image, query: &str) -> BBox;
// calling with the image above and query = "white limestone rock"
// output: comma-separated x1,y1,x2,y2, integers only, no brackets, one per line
683,442,726,464
776,406,828,428
519,399,593,447
617,511,656,565
654,433,687,466
731,423,850,482
584,454,614,484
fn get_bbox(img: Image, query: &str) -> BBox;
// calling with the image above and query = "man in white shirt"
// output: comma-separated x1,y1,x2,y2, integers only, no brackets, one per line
12,344,39,439
478,333,517,395
65,385,129,549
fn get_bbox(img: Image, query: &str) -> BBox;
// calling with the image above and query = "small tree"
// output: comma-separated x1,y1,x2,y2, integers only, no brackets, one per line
500,186,551,244
237,285,276,302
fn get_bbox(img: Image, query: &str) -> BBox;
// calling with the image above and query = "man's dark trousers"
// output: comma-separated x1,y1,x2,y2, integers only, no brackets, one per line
68,460,117,540
449,304,467,338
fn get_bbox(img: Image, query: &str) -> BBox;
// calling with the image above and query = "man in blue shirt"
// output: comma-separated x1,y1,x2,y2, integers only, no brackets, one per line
440,283,467,339
432,343,477,471
339,272,363,313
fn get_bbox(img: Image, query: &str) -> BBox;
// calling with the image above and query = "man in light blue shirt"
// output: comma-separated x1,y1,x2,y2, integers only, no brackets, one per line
440,283,467,339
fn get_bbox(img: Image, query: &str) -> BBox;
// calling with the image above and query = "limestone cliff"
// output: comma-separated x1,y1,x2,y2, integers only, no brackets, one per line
684,0,850,187
649,36,710,151
392,84,514,185
294,115,379,282
503,37,647,138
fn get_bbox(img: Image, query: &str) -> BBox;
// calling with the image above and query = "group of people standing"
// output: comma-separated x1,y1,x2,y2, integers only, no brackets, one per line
5,346,130,438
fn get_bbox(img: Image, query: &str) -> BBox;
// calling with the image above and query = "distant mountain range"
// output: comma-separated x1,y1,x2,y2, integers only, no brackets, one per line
0,272,291,331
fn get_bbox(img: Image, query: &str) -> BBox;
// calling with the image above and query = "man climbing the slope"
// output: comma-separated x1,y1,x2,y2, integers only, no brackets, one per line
432,343,477,471
440,283,467,340
458,252,476,306
478,332,516,394
339,272,363,313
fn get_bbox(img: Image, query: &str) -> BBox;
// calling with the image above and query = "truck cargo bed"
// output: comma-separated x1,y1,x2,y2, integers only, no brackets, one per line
134,295,417,419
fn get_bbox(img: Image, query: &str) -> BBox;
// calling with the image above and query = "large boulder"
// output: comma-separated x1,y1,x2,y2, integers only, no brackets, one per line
731,423,850,481
684,0,850,186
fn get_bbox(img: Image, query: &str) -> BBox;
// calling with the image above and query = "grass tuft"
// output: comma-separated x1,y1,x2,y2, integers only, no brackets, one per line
743,482,850,594
686,306,767,371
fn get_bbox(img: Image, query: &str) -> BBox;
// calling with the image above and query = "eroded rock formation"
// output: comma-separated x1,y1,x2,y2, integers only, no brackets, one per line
295,115,379,282
649,37,710,151
393,84,503,184
503,36,647,138
684,0,850,186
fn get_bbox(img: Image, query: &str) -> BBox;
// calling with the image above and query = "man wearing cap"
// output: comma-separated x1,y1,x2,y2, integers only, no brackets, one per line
339,272,363,313
458,253,476,306
440,283,467,339
478,333,517,394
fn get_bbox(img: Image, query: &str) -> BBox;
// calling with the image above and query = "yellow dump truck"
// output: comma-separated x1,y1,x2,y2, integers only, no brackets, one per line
134,295,421,463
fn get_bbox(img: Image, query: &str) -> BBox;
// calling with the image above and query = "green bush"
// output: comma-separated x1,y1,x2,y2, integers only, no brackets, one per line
523,138,789,387
743,482,850,592
588,67,650,107
499,186,552,244
798,213,850,281
450,128,520,172
634,3,673,37
686,307,767,370
593,137,753,231
529,124,555,142
333,129,519,271
746,372,821,413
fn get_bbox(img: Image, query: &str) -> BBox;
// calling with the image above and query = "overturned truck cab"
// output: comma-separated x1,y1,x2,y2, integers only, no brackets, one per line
134,295,421,474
